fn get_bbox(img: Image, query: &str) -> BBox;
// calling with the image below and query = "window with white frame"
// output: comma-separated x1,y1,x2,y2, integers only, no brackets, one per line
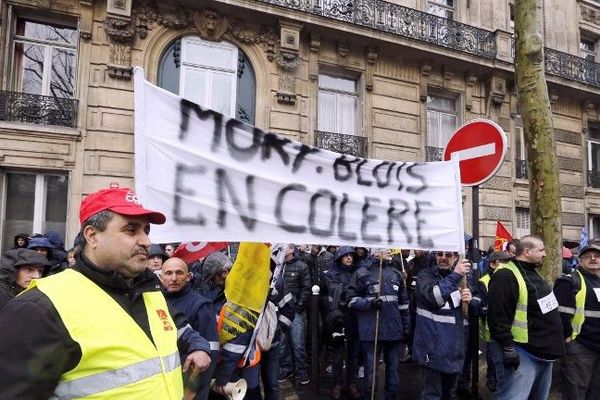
426,92,458,160
158,36,256,124
428,0,455,19
317,74,360,136
1,172,68,252
590,215,600,239
588,122,600,188
581,35,596,61
514,116,528,179
10,17,77,98
516,207,530,238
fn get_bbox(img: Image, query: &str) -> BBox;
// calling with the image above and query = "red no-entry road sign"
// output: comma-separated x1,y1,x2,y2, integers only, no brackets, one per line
443,119,507,186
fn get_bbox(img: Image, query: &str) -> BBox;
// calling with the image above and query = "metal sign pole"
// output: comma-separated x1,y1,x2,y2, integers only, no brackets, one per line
470,185,480,399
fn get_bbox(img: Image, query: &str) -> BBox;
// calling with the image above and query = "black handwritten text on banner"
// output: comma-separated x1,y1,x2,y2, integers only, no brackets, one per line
133,68,465,252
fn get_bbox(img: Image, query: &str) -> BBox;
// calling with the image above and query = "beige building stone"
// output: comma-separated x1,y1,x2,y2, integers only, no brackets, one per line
2,0,600,251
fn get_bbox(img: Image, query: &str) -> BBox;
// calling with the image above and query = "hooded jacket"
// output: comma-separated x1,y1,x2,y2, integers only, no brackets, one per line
281,249,311,313
412,262,481,373
45,231,68,267
347,257,410,341
0,249,51,310
12,233,29,249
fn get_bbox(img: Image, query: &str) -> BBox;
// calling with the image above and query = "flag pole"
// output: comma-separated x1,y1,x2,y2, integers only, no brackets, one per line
371,253,384,400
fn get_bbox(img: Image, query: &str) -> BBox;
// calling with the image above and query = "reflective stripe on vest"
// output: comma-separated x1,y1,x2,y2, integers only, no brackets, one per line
479,274,491,342
572,269,587,340
496,262,529,343
31,269,182,400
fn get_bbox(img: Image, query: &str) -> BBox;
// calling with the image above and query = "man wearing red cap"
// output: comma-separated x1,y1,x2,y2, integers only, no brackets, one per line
0,184,212,399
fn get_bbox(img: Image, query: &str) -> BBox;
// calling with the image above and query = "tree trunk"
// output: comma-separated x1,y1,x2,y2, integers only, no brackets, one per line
514,0,562,281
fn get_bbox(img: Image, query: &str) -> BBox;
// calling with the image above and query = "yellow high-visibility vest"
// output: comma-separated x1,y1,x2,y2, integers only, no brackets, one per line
569,269,587,340
30,269,183,400
495,261,529,343
479,273,492,342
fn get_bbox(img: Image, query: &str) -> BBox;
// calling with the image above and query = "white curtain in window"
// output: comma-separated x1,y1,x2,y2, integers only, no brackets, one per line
318,91,337,132
337,93,358,136
180,37,237,118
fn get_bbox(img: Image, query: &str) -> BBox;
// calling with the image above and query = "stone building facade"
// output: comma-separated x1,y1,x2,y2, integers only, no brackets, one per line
1,0,600,251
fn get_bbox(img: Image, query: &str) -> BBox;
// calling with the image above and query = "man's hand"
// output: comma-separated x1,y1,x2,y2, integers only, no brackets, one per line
183,388,197,400
182,350,211,380
454,259,471,276
370,298,383,310
460,288,472,304
212,385,227,396
501,345,520,371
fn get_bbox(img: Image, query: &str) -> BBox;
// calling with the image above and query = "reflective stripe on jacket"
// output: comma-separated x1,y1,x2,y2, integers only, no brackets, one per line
479,273,491,342
32,269,182,400
557,269,587,340
496,261,528,343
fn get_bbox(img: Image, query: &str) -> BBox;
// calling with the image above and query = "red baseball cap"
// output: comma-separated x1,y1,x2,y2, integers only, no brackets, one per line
79,184,166,225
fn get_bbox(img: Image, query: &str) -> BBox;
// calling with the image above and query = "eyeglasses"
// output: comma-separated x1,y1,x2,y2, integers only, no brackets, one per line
581,253,600,260
435,252,458,258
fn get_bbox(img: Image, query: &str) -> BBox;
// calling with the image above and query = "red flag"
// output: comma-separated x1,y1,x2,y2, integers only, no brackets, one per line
494,221,513,251
172,242,229,264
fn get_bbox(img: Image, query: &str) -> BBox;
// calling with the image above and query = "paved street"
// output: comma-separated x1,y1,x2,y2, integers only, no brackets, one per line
279,354,562,400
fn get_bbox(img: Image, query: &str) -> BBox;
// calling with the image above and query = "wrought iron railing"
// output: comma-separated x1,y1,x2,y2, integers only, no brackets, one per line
261,0,600,89
545,48,600,88
257,0,497,58
515,159,528,179
314,130,368,157
0,90,78,128
588,170,600,189
425,146,443,161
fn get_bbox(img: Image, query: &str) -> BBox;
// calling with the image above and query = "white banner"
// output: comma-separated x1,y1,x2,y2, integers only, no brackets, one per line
133,68,465,252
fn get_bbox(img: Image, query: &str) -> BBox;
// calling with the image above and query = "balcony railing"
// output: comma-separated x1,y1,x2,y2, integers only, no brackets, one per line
545,48,600,88
589,170,600,189
258,0,496,58
0,90,78,128
314,130,368,157
425,146,443,161
515,159,528,179
258,0,600,89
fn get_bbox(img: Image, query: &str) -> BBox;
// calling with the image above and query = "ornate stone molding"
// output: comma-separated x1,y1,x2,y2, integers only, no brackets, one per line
419,63,432,102
108,0,132,18
108,44,132,79
275,20,302,105
229,24,278,62
581,4,600,25
486,75,506,106
104,17,137,43
193,9,228,41
308,33,321,82
365,47,378,92
465,73,477,111
80,0,94,40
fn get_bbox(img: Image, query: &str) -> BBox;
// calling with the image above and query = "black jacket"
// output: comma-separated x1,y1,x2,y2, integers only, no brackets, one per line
488,260,564,360
554,268,600,353
0,252,210,400
282,255,311,313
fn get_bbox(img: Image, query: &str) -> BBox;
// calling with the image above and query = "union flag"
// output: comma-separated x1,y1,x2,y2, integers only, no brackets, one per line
172,241,229,264
494,221,513,251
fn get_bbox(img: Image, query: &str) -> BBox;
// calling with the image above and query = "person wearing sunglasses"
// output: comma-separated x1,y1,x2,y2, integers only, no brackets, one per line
555,243,600,400
412,250,480,399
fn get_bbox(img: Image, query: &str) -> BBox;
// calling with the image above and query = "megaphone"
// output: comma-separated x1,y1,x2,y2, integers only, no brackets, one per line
211,378,247,400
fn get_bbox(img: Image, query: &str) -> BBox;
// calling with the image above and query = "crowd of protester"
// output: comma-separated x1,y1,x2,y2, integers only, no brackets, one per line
1,227,598,400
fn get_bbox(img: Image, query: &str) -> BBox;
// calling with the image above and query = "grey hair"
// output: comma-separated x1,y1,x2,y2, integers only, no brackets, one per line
77,210,115,250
